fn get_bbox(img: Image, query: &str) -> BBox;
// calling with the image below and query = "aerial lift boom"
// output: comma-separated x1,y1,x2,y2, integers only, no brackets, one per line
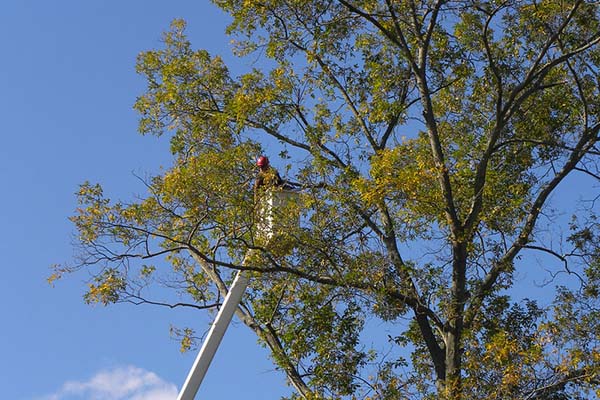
176,269,250,400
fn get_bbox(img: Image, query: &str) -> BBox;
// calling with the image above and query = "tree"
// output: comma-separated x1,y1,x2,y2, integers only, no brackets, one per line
53,1,600,399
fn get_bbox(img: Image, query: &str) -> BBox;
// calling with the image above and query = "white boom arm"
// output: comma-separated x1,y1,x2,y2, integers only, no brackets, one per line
176,269,250,400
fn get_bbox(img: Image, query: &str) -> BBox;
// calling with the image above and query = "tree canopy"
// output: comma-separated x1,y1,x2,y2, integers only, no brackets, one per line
55,1,600,399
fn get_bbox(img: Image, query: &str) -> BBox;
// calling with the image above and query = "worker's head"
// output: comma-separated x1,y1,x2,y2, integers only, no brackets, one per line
256,155,269,170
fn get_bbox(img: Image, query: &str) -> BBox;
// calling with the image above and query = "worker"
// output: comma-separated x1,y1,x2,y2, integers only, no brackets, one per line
254,155,284,197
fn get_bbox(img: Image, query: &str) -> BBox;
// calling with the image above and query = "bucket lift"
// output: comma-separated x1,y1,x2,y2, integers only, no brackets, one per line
177,188,300,400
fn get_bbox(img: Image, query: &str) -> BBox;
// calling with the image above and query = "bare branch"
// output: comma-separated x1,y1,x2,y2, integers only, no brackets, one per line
123,293,221,311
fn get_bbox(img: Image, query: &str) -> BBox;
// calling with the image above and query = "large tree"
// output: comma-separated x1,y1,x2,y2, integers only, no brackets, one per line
55,1,600,399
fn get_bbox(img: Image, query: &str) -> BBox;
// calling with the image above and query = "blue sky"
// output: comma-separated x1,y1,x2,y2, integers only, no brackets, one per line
0,1,292,399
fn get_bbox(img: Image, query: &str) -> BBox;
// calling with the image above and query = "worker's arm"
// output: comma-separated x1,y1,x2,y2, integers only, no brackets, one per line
274,170,284,186
254,173,264,195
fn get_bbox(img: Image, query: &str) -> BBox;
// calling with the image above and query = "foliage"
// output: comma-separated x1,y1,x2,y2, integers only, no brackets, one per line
55,1,600,399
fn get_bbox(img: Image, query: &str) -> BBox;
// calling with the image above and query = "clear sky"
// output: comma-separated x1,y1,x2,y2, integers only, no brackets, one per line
0,1,292,399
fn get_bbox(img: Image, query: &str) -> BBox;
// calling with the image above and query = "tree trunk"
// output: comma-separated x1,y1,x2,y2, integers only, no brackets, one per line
444,241,468,399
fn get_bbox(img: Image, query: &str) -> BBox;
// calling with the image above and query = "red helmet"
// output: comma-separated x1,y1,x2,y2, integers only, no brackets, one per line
256,156,269,167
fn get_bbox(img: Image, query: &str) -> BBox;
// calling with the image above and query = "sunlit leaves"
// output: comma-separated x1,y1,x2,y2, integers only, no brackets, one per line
135,19,236,148
84,269,126,305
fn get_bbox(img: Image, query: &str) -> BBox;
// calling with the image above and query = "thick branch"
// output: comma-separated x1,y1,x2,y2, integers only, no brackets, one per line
188,241,444,327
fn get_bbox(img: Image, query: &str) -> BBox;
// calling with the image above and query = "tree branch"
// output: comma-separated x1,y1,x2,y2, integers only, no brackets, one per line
524,367,600,399
122,293,221,311
466,123,600,327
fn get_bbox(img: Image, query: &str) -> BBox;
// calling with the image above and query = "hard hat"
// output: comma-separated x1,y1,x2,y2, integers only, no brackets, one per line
257,156,269,167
